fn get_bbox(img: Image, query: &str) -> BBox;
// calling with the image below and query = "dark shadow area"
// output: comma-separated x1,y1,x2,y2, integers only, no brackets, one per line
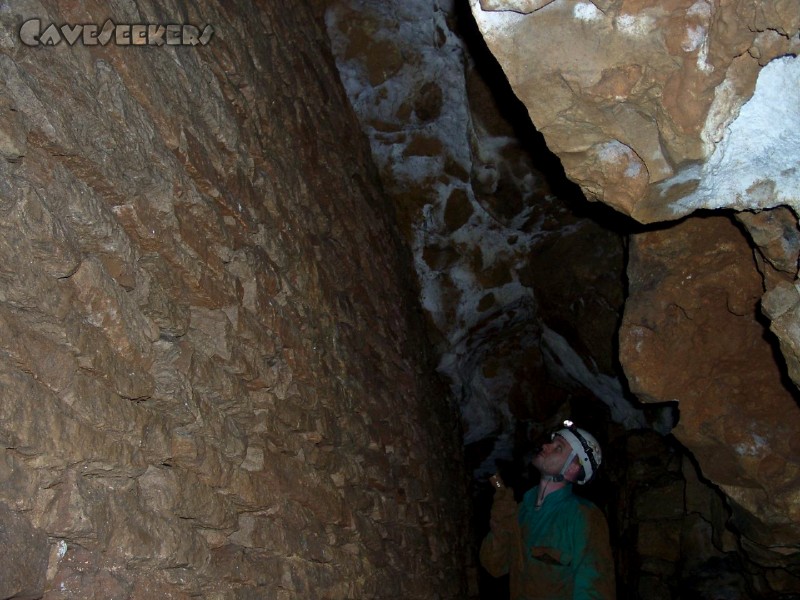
755,304,800,408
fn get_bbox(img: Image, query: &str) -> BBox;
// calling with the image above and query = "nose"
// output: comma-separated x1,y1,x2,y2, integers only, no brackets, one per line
539,440,556,454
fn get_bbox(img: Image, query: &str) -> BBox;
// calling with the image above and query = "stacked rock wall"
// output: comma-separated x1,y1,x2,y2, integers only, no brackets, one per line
0,1,467,598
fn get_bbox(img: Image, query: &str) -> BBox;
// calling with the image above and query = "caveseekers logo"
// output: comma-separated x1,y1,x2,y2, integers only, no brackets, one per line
19,19,214,47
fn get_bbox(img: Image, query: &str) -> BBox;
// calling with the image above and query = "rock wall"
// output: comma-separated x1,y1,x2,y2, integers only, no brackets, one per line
0,1,467,598
608,430,750,599
620,216,800,577
469,0,800,590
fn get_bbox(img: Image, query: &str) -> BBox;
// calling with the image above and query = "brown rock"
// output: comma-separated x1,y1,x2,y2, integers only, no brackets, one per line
620,215,800,547
638,520,682,562
413,81,445,122
0,503,48,599
0,97,28,161
466,15,800,571
0,1,470,596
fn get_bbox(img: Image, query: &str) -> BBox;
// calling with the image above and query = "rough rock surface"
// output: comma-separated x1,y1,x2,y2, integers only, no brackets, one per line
0,1,467,597
604,430,784,598
468,0,800,222
620,216,800,564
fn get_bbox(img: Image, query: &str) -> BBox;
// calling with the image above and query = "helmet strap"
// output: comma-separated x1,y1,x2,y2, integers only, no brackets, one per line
535,452,576,510
558,450,577,482
535,478,551,510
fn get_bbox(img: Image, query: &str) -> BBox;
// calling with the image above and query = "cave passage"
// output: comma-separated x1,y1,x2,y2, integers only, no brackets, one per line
2,1,799,598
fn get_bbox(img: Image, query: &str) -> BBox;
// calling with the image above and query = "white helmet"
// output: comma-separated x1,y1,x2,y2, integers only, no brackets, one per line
554,421,602,485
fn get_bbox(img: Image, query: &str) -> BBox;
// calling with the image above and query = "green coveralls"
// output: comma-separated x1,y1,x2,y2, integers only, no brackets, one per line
480,485,615,600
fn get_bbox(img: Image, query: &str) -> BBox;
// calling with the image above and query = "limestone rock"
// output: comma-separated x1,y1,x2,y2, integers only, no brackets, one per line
469,0,800,223
479,0,558,13
326,0,647,481
0,98,27,161
619,215,800,554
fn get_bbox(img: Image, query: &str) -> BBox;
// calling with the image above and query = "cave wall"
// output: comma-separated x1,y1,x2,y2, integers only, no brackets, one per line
469,0,800,591
621,216,800,546
0,1,468,597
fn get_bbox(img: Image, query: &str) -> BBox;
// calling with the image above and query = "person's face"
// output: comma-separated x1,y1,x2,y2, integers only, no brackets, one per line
532,434,574,477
